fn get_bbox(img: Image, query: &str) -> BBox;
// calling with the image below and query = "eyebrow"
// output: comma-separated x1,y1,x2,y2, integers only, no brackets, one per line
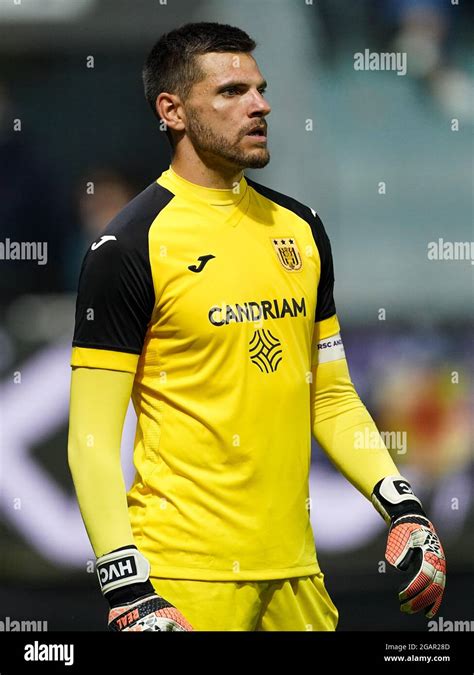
216,79,268,93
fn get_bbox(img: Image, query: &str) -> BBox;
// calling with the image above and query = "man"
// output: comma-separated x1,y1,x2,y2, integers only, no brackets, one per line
68,22,446,632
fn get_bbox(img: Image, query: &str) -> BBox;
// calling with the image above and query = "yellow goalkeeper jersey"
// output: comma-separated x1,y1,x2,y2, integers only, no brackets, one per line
71,166,339,581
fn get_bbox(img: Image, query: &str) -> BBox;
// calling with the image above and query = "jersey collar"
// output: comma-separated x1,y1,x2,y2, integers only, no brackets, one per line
157,166,250,228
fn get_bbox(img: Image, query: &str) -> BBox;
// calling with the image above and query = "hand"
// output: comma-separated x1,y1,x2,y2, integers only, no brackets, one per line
108,592,193,631
96,545,193,631
385,514,446,618
372,475,446,619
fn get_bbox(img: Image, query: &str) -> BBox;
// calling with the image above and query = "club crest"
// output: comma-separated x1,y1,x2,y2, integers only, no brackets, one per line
271,237,302,271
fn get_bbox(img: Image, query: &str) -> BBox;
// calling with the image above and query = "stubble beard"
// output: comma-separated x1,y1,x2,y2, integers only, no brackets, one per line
186,107,270,170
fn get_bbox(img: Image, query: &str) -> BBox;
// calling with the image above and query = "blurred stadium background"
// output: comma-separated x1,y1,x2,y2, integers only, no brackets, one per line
0,0,472,631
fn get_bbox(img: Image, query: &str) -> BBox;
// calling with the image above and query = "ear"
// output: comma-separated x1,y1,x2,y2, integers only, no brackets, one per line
156,92,185,134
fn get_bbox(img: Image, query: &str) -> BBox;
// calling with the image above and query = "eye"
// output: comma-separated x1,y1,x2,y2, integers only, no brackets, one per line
222,87,240,96
258,87,267,95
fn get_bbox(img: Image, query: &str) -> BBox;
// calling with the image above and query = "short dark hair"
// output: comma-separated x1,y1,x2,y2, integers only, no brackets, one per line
143,22,257,148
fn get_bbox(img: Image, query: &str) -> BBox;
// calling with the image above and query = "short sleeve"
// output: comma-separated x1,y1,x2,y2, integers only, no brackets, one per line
311,211,336,323
71,233,154,373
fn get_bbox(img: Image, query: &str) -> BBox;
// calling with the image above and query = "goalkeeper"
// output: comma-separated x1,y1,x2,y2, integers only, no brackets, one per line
67,22,445,631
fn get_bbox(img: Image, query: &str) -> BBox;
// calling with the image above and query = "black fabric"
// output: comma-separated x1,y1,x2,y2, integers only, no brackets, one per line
105,580,156,609
373,478,428,524
72,182,175,355
247,178,336,322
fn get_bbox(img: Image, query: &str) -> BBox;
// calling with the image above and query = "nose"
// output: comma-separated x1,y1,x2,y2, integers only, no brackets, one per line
249,90,271,117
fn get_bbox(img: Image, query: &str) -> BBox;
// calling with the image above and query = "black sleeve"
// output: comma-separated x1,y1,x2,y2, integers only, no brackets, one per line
309,212,336,322
240,178,337,323
72,235,154,355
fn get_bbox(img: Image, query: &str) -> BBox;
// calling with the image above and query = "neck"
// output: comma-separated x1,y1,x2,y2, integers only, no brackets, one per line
170,144,243,189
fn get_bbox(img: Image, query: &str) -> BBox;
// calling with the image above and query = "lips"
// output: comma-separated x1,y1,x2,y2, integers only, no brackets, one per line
246,126,267,137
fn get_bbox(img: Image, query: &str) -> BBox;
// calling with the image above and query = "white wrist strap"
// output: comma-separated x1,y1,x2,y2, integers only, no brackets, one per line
96,547,150,595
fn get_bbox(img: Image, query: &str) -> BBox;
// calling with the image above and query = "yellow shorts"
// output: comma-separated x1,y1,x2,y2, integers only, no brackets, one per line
151,572,338,631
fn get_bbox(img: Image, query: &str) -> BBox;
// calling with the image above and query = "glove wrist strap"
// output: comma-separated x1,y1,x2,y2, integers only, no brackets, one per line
371,475,426,525
105,581,156,609
97,545,153,604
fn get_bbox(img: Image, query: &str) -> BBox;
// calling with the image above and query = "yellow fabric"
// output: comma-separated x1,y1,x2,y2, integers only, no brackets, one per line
311,352,399,500
69,166,396,580
71,346,139,374
166,165,245,207
313,314,340,343
67,367,136,556
151,573,338,631
70,167,328,580
311,315,341,365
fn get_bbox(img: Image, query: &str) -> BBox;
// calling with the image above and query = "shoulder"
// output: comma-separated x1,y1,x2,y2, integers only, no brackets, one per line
100,181,175,244
246,176,329,245
82,181,175,271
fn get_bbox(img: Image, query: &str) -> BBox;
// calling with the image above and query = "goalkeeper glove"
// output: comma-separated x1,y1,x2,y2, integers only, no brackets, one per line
372,475,446,619
96,545,193,631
